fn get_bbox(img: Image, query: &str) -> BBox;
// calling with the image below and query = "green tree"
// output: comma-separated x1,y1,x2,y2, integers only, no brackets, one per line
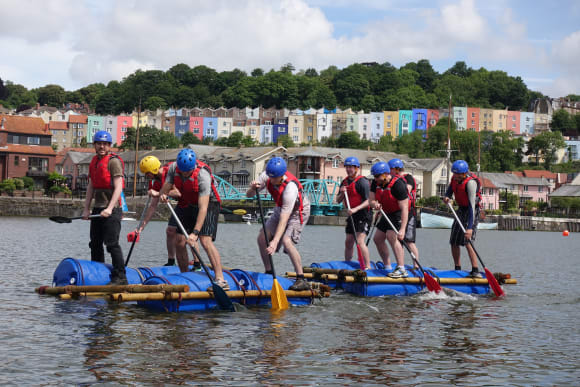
277,135,295,148
35,84,66,107
551,109,574,132
0,77,7,99
251,68,264,77
527,131,566,169
180,132,201,146
394,131,425,158
144,96,168,111
226,131,245,147
337,131,361,149
376,134,395,152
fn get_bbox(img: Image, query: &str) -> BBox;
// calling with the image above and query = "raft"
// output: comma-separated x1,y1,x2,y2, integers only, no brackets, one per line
45,258,326,312
288,260,517,297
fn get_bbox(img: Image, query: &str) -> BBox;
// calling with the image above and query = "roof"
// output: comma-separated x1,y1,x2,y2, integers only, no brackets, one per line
0,144,56,156
522,170,557,179
549,185,580,197
481,177,497,189
412,158,446,172
0,114,48,135
57,151,95,166
480,172,551,188
68,115,88,123
49,121,68,131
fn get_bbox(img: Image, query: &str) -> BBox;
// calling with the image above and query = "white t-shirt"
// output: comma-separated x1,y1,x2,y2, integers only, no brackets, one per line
256,172,307,214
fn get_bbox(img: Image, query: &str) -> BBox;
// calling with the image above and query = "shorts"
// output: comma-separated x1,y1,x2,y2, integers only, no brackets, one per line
172,201,220,241
449,206,479,246
377,211,402,234
265,203,310,253
345,209,372,235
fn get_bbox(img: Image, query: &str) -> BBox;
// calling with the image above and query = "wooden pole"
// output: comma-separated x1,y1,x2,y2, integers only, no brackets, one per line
110,288,330,302
36,284,189,295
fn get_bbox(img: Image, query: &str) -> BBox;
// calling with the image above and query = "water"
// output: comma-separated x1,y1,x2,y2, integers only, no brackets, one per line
0,217,579,386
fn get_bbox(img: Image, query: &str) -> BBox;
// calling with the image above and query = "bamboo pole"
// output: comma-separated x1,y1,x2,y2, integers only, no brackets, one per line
110,289,329,302
36,284,189,295
59,292,108,300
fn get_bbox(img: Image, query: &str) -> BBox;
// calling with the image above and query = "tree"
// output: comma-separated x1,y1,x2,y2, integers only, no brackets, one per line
0,77,7,99
181,132,201,146
35,84,66,107
226,131,244,147
551,109,574,132
251,68,264,77
144,96,167,111
527,131,566,169
337,131,361,149
277,135,295,148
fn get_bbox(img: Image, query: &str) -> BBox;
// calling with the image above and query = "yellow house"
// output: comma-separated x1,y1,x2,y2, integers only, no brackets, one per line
479,108,494,132
383,111,399,138
302,114,316,144
492,109,509,132
288,113,305,144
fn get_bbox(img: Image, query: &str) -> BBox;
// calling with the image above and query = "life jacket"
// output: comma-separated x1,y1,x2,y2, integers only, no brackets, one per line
266,171,305,224
375,175,406,214
173,161,221,208
89,153,125,190
451,173,482,208
148,163,170,192
341,175,367,209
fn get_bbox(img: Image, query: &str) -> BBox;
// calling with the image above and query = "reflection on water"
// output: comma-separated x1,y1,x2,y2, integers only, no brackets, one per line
0,218,579,385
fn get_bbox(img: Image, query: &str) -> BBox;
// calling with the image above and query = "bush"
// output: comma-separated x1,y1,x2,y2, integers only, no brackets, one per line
20,176,35,190
0,179,17,194
12,178,25,190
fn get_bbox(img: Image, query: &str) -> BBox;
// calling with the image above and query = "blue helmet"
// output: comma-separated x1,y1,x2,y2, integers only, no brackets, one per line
371,161,390,176
452,160,469,174
266,157,287,177
344,157,360,167
93,130,112,143
388,158,404,169
176,148,197,172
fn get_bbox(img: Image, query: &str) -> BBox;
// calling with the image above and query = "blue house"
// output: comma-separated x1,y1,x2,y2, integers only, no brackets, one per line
520,112,535,135
174,115,189,139
261,125,273,144
272,124,289,144
203,117,218,140
412,108,428,135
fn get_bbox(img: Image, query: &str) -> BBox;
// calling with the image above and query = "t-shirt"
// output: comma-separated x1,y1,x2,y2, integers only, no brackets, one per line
370,177,408,201
165,162,215,199
341,175,370,201
256,172,309,214
93,156,123,208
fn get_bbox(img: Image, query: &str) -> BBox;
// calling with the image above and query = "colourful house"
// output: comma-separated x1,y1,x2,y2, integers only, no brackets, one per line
479,108,494,132
520,112,535,135
452,107,467,131
398,110,412,136
492,109,507,132
358,113,371,140
370,112,384,142
174,115,190,139
189,116,204,140
507,111,521,135
203,117,218,140
383,111,398,138
273,123,289,144
412,108,427,135
427,109,439,131
87,115,104,144
467,107,480,132
261,124,273,144
116,115,132,145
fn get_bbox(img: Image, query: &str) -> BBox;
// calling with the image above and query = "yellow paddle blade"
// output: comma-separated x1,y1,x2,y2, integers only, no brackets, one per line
271,279,289,311
233,209,247,215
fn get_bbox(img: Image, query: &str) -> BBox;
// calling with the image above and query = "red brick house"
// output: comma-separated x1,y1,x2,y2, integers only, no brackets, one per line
0,115,56,186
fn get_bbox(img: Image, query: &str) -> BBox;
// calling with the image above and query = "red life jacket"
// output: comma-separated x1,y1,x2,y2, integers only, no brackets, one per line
375,175,406,214
342,175,367,208
173,161,221,208
89,153,125,190
451,173,482,208
148,163,170,191
266,171,305,224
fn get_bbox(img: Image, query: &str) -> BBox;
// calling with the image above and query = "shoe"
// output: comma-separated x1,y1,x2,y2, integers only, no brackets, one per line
191,262,202,272
164,259,175,266
107,277,128,286
289,278,311,291
468,271,483,279
388,266,409,278
207,278,230,291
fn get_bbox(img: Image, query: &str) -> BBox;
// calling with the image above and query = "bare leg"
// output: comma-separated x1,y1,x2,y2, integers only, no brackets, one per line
386,230,405,267
407,242,419,268
356,232,370,269
257,232,271,272
373,229,391,267
344,233,355,261
451,245,461,268
465,243,479,271
175,234,189,272
200,236,224,281
281,236,303,275
166,226,177,260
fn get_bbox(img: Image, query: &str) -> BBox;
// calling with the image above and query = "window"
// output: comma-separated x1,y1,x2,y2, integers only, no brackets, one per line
307,136,312,141
14,156,19,166
363,125,367,130
293,127,299,133
250,129,255,135
523,186,529,192
387,123,391,128
538,186,543,193
308,127,313,133
264,128,269,135
12,135,20,144
350,125,354,131
512,116,516,121
363,118,367,123
293,136,299,141
193,128,199,134
332,159,340,168
265,120,271,125
209,121,213,126
207,128,214,136
223,122,227,126
28,157,48,172
376,124,380,129
441,167,447,177
221,130,228,135
472,112,475,118
121,135,126,140
437,184,447,197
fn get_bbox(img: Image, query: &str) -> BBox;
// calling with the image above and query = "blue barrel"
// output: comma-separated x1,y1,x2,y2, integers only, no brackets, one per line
52,258,182,286
309,260,381,270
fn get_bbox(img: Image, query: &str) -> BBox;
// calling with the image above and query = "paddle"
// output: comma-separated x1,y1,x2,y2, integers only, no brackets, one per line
124,195,152,267
255,192,289,311
365,211,380,246
165,201,235,311
343,190,367,270
379,208,442,293
49,215,100,223
446,202,505,297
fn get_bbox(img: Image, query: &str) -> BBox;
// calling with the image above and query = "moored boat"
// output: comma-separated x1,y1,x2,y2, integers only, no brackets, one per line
420,208,498,230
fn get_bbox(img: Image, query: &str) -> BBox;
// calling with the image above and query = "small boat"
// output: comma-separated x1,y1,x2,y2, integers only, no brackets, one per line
40,258,327,312
287,260,516,296
420,208,498,230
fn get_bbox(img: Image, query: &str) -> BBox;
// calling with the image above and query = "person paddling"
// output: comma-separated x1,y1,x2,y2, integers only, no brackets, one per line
443,160,483,278
246,157,311,291
81,131,127,285
159,149,228,290
369,161,409,278
335,156,372,270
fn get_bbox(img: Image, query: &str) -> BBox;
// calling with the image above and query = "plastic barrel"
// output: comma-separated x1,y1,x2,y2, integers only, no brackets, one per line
52,258,144,286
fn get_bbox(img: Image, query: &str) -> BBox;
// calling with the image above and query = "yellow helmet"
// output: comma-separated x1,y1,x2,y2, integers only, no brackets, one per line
139,156,161,174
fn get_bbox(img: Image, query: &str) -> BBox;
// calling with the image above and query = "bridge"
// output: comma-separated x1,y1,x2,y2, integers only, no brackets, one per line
213,176,343,215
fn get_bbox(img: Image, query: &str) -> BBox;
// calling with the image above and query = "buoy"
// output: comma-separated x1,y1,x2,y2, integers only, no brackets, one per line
563,230,569,237
233,209,247,215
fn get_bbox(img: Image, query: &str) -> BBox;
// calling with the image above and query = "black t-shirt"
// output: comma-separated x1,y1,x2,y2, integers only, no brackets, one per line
371,177,408,200
342,176,370,200
403,174,416,190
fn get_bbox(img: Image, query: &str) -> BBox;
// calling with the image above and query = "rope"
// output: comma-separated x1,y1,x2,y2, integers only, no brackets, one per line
223,270,247,305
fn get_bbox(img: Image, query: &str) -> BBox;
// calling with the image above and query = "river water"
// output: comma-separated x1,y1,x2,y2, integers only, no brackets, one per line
0,216,578,386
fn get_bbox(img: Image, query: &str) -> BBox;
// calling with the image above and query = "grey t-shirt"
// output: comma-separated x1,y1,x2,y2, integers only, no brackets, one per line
256,171,310,214
165,162,214,199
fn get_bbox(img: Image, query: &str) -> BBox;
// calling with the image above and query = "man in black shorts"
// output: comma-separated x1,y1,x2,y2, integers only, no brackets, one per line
369,161,410,278
336,156,372,270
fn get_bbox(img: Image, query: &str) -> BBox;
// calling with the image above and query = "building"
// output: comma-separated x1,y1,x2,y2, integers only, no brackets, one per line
479,108,494,132
412,108,428,135
452,107,467,131
520,112,535,135
426,109,439,132
370,112,384,142
68,114,87,146
383,111,398,138
466,107,480,132
0,115,56,186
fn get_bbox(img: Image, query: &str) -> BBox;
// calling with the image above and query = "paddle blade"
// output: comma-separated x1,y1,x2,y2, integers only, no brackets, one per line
212,284,235,311
484,267,505,297
271,279,289,311
49,216,72,224
356,245,366,270
423,272,442,293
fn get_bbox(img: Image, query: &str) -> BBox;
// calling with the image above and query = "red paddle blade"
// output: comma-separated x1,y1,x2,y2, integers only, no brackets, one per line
423,272,442,293
484,268,505,297
356,245,366,270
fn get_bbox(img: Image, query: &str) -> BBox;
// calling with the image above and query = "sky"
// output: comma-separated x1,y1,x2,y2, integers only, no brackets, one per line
1,0,579,98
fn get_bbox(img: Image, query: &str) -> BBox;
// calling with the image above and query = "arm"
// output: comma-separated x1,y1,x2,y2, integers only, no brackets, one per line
82,181,94,219
465,180,477,238
443,185,454,204
102,175,123,217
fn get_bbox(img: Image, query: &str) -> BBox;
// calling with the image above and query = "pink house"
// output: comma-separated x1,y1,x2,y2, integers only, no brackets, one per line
480,177,499,210
467,107,480,132
116,115,132,145
507,111,520,135
189,116,204,140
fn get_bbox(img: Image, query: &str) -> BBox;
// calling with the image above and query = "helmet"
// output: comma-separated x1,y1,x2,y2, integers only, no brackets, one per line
371,161,390,176
344,157,360,167
93,130,112,143
139,156,161,175
176,148,197,172
388,158,404,169
266,157,287,177
451,160,469,174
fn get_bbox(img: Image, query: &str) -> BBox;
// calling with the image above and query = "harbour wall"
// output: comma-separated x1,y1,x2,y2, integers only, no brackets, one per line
1,197,579,232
